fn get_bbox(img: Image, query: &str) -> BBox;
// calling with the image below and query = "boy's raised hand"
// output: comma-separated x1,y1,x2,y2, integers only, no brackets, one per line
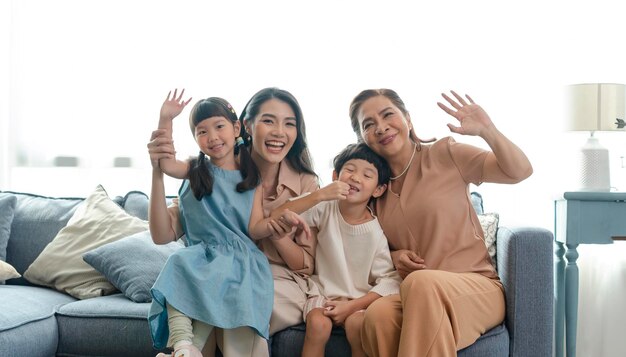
317,181,350,201
159,88,192,124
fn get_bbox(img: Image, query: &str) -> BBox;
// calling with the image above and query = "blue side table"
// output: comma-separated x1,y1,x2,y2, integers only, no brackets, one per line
554,192,626,357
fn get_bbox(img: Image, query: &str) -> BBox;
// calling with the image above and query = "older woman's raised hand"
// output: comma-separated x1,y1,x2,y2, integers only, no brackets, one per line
147,129,176,169
437,90,495,137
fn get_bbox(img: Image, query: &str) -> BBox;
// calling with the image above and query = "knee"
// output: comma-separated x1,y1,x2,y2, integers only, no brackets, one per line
344,311,364,340
363,297,394,329
401,270,445,298
305,310,332,341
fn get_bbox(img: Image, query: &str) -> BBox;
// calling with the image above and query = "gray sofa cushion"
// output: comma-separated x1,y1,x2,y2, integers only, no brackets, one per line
458,323,509,356
271,324,351,357
0,194,17,262
3,192,84,285
0,285,77,356
83,230,183,303
56,294,163,357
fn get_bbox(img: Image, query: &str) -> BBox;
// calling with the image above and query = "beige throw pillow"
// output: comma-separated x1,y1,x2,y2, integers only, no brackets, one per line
0,260,20,282
24,185,148,299
478,212,499,269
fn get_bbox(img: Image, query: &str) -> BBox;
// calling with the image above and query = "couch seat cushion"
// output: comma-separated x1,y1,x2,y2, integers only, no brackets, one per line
56,293,163,357
0,285,76,332
0,285,76,357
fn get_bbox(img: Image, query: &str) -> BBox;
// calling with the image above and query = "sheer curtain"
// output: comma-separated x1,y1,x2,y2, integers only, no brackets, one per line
577,243,626,357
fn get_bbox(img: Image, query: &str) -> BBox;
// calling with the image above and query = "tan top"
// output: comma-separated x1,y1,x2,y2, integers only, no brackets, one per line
256,161,319,275
167,162,319,275
375,137,498,279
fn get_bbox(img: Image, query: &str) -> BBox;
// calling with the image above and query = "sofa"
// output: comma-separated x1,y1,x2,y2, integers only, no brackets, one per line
0,187,554,357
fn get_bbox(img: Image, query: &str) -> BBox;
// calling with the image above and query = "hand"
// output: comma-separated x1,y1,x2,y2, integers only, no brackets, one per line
437,90,494,137
391,249,426,279
322,300,355,326
160,88,192,122
267,210,311,241
317,181,350,201
147,129,176,168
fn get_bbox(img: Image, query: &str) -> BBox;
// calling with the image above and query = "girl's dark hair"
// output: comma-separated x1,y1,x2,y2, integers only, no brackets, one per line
348,89,435,149
187,97,260,200
239,87,317,177
333,143,391,185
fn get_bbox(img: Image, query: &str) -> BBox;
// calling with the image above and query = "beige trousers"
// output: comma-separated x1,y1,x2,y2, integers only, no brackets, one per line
268,264,311,334
361,270,505,357
166,303,268,357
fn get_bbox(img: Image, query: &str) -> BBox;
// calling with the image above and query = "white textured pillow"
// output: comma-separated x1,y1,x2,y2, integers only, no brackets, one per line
24,185,148,299
478,212,499,269
0,260,20,282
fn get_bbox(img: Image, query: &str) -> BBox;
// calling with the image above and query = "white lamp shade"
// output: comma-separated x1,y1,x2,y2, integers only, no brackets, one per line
566,83,626,132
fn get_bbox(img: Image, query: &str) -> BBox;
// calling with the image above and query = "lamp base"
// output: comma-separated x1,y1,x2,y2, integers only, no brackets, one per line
579,136,610,191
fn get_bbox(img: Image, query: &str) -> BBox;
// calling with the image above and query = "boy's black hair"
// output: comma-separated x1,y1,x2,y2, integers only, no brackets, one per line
332,143,390,185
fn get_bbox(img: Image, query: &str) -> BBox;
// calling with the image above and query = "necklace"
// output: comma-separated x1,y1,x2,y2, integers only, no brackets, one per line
390,143,417,181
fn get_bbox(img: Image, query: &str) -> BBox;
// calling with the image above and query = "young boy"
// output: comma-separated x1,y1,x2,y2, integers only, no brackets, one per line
268,143,402,357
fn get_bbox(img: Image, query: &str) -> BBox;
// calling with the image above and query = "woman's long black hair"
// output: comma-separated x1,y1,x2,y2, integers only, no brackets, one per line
187,97,260,200
239,87,317,177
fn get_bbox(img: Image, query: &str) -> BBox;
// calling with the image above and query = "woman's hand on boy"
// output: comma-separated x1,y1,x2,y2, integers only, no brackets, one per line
391,249,427,279
267,210,311,241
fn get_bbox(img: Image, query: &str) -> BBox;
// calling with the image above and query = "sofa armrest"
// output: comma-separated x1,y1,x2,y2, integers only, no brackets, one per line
496,226,553,357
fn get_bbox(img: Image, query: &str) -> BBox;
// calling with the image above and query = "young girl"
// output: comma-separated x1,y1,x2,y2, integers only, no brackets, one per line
148,90,274,357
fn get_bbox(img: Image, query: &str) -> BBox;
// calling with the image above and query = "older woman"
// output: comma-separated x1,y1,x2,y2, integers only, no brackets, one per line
348,89,532,357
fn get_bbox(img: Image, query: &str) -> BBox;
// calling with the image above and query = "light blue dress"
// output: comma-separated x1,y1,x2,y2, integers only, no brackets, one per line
148,165,273,349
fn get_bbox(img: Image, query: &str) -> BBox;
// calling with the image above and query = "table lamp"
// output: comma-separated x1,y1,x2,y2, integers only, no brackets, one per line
565,83,626,191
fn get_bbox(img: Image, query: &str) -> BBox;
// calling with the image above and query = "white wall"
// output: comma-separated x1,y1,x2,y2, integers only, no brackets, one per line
3,0,626,231
0,1,11,189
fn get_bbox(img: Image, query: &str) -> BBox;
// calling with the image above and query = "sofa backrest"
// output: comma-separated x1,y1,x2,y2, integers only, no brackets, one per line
0,190,164,286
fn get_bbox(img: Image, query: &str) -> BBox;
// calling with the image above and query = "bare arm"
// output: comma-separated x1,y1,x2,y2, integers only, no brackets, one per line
147,129,189,179
438,90,533,184
269,226,317,272
273,180,349,216
156,89,192,179
148,167,177,244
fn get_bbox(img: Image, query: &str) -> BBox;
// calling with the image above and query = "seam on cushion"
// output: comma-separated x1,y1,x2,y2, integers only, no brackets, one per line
55,312,148,320
0,312,56,332
1,191,85,201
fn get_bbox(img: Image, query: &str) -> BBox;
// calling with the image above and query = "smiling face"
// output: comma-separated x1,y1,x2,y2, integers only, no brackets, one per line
333,158,386,204
246,98,297,166
194,116,240,169
356,95,414,160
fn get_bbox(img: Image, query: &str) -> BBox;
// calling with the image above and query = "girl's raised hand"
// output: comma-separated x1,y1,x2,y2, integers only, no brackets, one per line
160,88,192,122
437,90,494,137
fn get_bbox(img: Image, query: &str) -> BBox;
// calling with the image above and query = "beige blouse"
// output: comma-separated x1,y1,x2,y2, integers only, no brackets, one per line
375,137,498,279
256,161,319,275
